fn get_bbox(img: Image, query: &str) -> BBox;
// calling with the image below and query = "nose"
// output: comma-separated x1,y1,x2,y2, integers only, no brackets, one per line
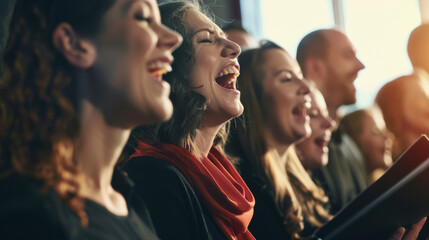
221,38,241,58
356,57,365,71
322,115,335,130
297,78,311,95
158,24,183,51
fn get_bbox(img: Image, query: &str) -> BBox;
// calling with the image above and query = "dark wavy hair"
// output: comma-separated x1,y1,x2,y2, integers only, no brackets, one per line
0,0,115,225
123,1,229,159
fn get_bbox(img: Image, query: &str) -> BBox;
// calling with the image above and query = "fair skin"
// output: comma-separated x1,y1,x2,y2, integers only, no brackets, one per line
301,29,425,239
296,88,334,169
303,29,365,122
261,49,312,155
356,112,393,175
53,0,181,215
183,10,243,157
224,29,258,50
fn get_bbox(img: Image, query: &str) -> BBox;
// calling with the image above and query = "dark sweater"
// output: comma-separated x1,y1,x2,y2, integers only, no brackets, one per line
124,156,227,240
0,169,159,240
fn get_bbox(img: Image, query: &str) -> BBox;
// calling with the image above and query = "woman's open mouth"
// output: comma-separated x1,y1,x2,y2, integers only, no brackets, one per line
148,61,172,82
215,66,240,90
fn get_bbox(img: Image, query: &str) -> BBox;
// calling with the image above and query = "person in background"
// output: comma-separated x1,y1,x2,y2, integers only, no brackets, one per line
229,39,425,240
222,21,258,50
297,28,368,214
340,107,393,184
0,0,181,239
122,1,255,240
226,40,331,239
296,86,335,170
376,24,429,161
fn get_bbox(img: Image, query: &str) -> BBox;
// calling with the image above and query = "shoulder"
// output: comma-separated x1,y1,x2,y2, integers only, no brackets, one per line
377,72,425,99
0,175,75,239
124,156,189,186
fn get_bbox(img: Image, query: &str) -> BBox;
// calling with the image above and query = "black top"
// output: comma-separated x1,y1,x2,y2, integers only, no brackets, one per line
237,160,292,240
0,169,159,240
123,156,227,240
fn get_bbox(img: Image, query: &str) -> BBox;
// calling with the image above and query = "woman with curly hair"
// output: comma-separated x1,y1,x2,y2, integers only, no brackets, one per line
0,0,181,239
121,1,255,240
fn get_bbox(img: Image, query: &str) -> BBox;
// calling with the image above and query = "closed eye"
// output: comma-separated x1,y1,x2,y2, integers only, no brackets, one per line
199,39,213,43
281,77,292,82
134,13,152,23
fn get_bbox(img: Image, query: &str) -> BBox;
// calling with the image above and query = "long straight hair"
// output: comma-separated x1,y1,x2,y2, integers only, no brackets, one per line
237,41,330,239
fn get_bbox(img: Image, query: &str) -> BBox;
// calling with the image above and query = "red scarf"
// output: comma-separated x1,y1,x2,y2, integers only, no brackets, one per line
131,140,255,240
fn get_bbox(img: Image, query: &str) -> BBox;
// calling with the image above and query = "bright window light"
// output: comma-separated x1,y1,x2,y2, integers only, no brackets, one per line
259,0,421,109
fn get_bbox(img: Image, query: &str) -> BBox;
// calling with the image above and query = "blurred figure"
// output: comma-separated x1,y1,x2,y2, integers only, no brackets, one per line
340,107,393,183
376,24,429,161
222,21,258,50
296,86,335,170
297,28,368,214
0,0,181,239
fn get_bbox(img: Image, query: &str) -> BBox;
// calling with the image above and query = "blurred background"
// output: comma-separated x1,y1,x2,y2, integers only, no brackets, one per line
158,0,426,113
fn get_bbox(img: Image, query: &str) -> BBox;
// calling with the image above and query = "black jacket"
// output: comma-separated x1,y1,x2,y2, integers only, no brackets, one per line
124,156,227,240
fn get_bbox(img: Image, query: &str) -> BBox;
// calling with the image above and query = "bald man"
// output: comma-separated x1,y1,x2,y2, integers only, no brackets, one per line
297,29,367,214
376,24,429,161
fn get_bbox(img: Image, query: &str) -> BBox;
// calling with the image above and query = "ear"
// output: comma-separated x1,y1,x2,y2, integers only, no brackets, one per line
52,23,96,69
304,57,326,79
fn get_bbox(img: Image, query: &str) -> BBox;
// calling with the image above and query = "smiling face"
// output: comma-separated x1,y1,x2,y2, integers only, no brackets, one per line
357,112,393,170
261,49,312,146
184,10,243,127
296,88,334,169
323,30,365,106
89,0,182,127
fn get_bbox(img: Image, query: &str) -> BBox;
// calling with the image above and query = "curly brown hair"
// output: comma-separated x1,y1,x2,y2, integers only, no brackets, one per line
0,0,115,225
123,1,231,160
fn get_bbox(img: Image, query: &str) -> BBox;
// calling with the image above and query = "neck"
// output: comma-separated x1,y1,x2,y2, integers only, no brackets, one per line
328,105,340,124
75,100,130,214
264,129,291,159
195,123,222,158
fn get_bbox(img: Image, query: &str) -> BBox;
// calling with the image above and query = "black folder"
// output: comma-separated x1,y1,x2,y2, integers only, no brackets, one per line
312,135,429,240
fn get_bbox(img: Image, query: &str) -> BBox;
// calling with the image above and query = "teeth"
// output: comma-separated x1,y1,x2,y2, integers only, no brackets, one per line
304,101,312,110
216,66,240,78
148,61,172,73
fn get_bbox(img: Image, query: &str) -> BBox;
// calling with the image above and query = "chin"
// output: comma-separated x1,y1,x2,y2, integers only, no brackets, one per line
225,104,244,118
146,101,174,124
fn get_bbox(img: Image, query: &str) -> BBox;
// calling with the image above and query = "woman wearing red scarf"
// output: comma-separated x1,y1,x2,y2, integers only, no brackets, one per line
121,1,255,240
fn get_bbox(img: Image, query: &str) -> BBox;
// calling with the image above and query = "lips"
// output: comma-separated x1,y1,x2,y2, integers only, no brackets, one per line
292,101,311,117
314,137,329,148
215,65,240,90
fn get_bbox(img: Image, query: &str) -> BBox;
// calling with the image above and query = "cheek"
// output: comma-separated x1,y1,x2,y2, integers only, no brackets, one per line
129,29,157,58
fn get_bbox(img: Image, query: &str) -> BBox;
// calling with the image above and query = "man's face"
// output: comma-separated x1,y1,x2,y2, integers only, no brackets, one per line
323,31,365,106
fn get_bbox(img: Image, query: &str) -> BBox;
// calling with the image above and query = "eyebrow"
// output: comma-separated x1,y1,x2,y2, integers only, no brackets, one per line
192,28,214,37
191,28,227,38
274,69,294,77
121,0,135,15
121,0,151,16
